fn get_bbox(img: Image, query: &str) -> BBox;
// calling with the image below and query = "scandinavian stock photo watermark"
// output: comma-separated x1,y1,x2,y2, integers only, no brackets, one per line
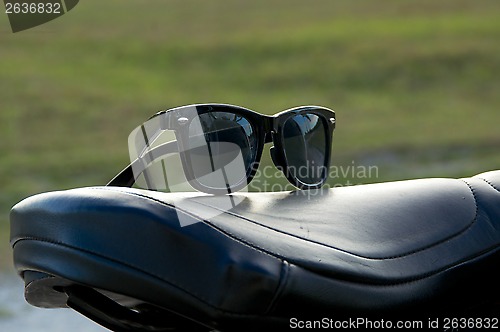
289,316,499,330
248,161,379,193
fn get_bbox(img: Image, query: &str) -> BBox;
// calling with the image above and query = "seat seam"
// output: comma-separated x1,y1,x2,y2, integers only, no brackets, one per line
14,236,279,316
14,236,216,308
92,183,477,261
181,181,479,260
89,187,283,262
299,244,500,287
476,177,500,193
88,188,287,314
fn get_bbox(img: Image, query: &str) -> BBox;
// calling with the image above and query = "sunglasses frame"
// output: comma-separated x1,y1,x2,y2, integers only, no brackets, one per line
108,103,335,194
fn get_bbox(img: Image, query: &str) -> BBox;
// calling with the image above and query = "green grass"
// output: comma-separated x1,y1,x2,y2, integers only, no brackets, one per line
1,0,500,269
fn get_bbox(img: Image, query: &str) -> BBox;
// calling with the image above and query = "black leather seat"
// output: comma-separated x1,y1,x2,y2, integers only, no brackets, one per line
10,171,500,331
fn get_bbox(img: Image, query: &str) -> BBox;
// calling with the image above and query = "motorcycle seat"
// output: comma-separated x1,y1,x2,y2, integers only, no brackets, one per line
10,170,500,331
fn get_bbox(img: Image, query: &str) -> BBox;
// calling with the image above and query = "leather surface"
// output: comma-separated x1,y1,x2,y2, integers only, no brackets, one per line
10,170,500,328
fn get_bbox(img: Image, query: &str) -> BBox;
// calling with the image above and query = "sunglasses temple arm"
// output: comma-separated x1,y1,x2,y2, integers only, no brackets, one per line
106,140,180,187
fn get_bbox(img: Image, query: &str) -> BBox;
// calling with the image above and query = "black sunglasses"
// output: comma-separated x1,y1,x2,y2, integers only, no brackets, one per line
108,104,336,194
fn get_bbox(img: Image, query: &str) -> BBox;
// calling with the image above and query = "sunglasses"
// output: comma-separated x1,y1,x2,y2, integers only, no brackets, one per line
108,104,336,194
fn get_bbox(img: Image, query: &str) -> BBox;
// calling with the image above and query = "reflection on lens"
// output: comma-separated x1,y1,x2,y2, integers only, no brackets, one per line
188,111,256,190
283,113,327,185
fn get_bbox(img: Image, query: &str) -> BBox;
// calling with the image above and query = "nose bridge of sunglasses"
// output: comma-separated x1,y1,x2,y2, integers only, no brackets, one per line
261,116,275,144
263,132,273,144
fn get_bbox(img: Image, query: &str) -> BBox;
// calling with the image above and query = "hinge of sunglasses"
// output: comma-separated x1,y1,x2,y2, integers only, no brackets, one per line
329,117,336,124
159,112,186,130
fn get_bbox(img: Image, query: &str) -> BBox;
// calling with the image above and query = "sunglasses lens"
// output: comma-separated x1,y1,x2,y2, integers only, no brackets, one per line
282,113,328,185
188,111,256,190
127,106,256,194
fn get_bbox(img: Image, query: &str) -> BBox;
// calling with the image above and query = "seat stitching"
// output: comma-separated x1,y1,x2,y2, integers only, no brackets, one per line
302,244,500,287
14,236,217,309
89,187,283,262
56,186,288,314
184,182,479,260
14,237,291,318
19,184,492,293
476,177,500,193
92,184,477,261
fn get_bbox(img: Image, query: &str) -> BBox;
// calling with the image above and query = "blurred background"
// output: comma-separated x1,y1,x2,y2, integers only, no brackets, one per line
0,0,499,330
